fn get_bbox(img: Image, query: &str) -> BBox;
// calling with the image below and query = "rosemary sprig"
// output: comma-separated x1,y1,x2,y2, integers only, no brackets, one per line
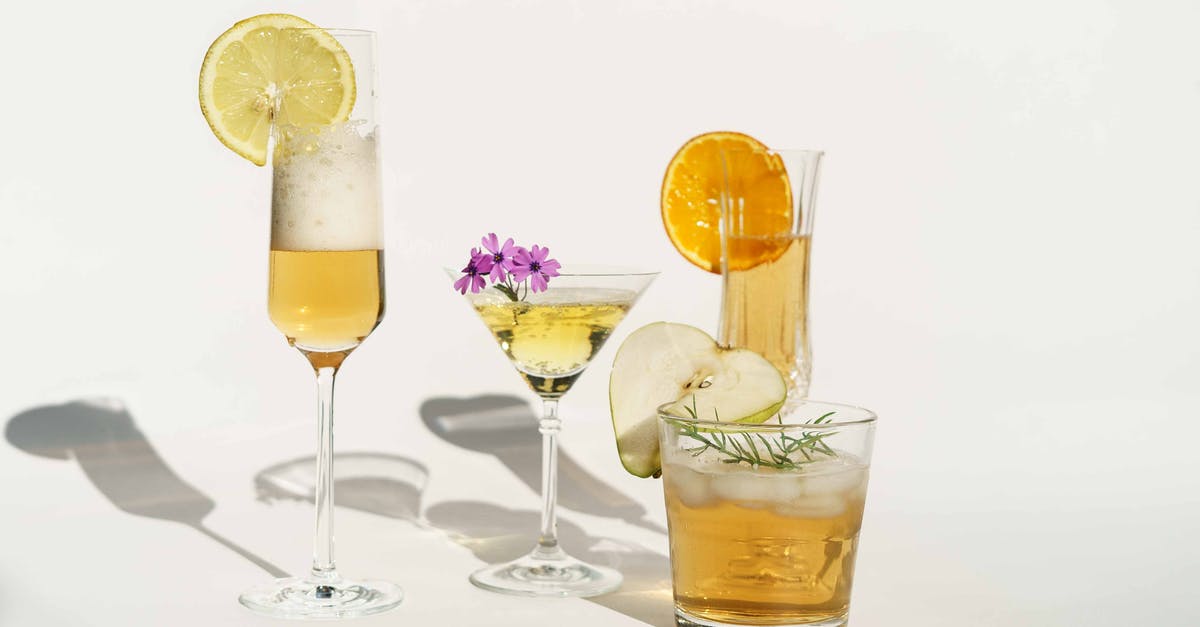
676,396,839,470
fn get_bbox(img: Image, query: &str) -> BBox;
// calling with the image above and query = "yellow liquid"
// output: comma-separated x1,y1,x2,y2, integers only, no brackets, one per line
663,460,867,625
474,288,632,397
268,249,385,352
720,235,811,395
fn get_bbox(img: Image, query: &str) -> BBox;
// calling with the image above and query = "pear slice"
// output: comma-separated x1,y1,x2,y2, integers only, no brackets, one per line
608,322,786,478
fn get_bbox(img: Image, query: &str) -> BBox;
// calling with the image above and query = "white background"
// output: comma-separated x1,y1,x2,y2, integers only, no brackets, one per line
2,1,1198,625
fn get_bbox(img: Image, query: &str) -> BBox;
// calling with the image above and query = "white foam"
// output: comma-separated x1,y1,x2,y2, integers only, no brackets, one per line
270,122,383,251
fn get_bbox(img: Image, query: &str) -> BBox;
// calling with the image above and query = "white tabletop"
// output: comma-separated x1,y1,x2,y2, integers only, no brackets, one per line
3,1,1199,625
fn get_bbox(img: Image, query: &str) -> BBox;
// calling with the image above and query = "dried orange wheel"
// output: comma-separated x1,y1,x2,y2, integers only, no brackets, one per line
661,131,792,273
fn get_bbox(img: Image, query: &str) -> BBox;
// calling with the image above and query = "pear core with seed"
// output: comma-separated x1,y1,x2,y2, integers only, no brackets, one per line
608,322,787,478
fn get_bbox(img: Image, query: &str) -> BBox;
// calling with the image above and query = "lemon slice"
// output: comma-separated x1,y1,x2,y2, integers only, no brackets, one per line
199,14,356,165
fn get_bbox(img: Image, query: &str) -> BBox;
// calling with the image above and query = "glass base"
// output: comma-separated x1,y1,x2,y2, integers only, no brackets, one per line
469,549,622,598
239,574,403,619
676,607,846,627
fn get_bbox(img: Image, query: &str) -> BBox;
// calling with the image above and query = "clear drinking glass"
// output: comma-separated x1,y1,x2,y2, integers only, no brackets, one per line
238,29,403,619
452,266,658,597
718,148,824,399
658,400,875,627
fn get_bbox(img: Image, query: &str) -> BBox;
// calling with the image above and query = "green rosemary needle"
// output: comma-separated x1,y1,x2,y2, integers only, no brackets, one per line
675,396,839,470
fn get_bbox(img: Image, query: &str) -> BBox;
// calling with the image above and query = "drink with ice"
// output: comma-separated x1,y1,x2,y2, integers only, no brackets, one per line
658,401,875,627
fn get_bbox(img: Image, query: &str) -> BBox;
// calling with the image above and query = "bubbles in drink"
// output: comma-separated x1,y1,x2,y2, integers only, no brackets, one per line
472,288,635,397
270,121,382,252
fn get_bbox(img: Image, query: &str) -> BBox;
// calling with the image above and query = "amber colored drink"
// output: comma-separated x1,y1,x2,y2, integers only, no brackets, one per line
719,234,811,396
268,249,385,351
474,287,632,397
662,449,868,625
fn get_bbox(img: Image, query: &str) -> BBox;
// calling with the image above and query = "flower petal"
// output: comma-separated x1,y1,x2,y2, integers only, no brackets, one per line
487,263,507,283
481,233,500,254
462,248,482,273
529,273,548,293
473,253,495,274
510,265,532,282
453,274,471,294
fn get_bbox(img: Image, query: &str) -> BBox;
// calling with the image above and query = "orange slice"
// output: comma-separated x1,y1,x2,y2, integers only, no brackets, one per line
661,131,793,273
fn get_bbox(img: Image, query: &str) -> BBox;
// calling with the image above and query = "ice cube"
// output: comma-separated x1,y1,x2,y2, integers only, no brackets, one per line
710,468,806,505
801,465,867,497
663,464,712,508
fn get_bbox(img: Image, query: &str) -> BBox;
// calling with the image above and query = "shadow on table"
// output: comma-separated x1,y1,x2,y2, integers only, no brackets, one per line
5,398,287,577
254,452,429,524
429,500,674,627
419,394,667,535
419,394,674,627
250,452,673,625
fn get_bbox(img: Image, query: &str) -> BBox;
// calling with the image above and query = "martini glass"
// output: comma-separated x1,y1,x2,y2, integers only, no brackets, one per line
451,266,657,597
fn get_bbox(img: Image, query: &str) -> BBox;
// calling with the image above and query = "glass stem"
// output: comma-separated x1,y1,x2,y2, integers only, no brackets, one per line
533,398,565,561
311,365,339,588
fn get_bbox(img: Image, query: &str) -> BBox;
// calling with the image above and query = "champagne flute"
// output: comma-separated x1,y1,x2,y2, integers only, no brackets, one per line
238,28,403,619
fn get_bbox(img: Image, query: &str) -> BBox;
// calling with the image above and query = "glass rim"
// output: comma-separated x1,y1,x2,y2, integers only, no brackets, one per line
774,148,824,156
284,27,377,37
443,264,659,278
717,146,825,157
556,264,660,277
656,399,876,430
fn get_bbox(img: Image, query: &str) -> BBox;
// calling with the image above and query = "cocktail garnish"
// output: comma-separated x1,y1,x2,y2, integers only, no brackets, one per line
453,233,561,300
674,396,839,470
199,14,356,166
608,322,787,478
661,131,792,273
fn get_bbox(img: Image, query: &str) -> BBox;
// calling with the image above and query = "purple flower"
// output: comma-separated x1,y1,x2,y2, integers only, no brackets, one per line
511,245,561,293
481,233,519,283
454,248,495,294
